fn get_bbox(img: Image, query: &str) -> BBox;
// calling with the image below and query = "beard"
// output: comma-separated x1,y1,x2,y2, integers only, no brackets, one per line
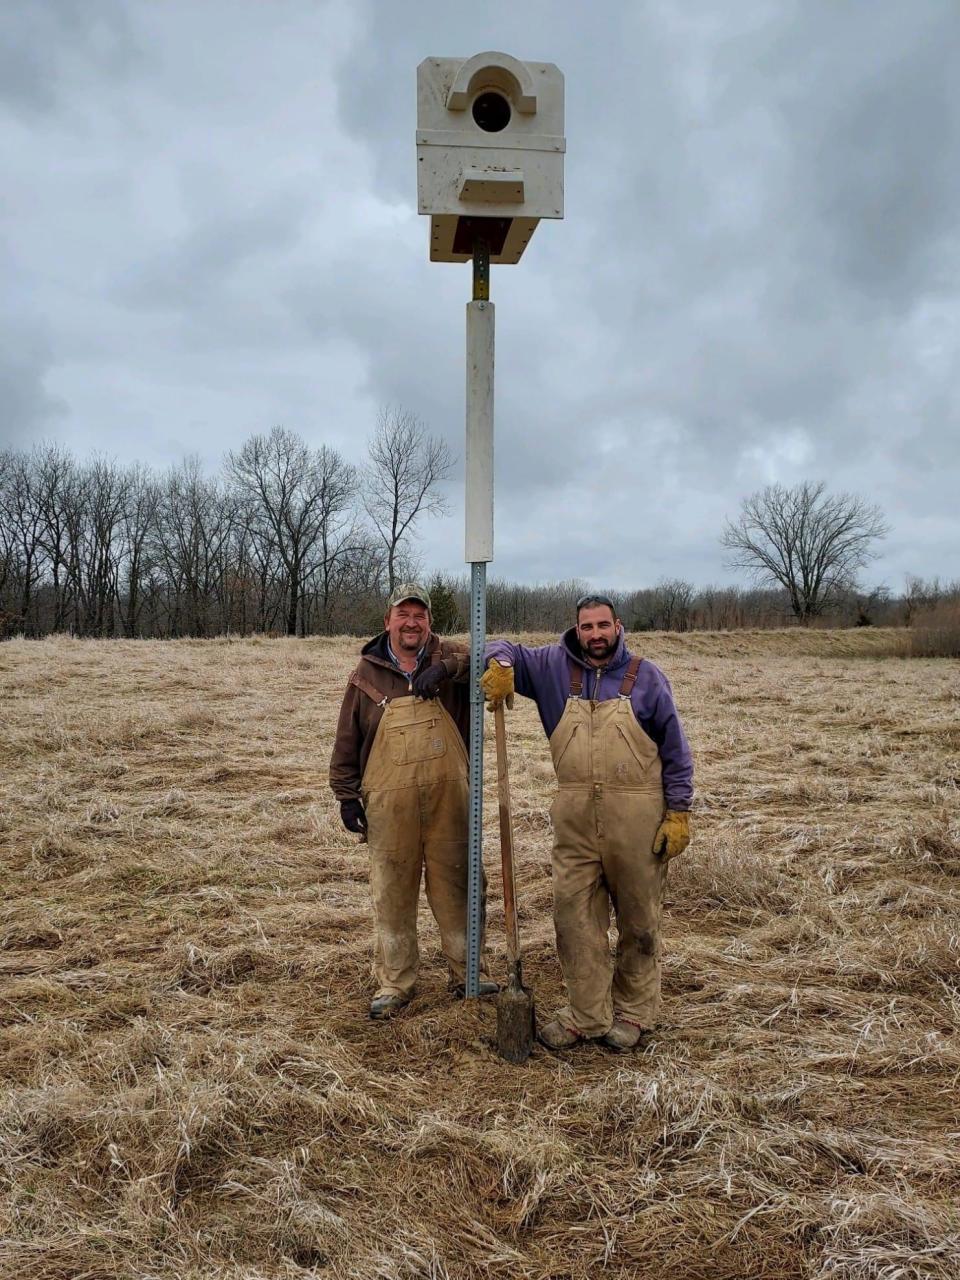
582,634,617,662
396,627,426,651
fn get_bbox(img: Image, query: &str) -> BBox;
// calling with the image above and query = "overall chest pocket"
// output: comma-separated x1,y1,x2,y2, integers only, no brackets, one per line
550,721,586,783
389,720,447,766
605,722,660,785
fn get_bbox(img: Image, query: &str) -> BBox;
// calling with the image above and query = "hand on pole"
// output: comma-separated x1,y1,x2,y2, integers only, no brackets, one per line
412,660,452,700
481,659,514,710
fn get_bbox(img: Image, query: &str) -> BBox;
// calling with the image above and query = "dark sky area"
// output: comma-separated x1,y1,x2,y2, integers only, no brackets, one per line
3,0,958,588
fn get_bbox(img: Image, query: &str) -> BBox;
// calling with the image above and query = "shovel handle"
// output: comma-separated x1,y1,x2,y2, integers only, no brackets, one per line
494,702,520,966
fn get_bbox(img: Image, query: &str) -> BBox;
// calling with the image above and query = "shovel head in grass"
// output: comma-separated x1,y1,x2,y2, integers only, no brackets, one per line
497,959,536,1064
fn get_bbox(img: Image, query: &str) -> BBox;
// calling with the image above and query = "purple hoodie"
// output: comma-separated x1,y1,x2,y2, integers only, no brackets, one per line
485,628,693,811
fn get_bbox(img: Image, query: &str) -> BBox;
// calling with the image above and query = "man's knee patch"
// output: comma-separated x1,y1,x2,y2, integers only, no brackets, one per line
624,927,657,957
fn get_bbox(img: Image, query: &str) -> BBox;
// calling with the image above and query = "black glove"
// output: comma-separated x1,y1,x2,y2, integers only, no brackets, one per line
340,799,367,834
412,661,451,700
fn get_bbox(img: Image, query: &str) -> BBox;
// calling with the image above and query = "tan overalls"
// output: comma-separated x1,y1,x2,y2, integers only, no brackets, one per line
356,662,488,999
549,657,667,1037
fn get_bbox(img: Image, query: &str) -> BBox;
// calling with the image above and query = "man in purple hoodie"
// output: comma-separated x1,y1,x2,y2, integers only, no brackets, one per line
480,594,693,1052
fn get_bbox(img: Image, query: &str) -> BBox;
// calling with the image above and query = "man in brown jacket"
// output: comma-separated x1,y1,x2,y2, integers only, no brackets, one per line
329,583,497,1019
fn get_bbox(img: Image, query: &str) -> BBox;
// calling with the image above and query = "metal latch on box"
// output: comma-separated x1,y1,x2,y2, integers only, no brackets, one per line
458,167,525,203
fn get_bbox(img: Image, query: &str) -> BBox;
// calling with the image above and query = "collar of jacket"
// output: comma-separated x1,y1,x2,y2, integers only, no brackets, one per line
560,624,632,674
360,630,437,672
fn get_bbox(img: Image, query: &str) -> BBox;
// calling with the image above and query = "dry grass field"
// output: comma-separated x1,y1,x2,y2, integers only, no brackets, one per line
1,631,958,1280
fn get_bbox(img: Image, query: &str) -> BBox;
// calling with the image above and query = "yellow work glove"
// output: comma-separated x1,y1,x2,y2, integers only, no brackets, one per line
653,810,691,860
480,658,514,709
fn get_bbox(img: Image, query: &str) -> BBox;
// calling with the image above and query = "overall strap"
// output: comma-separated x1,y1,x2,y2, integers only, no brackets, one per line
618,655,642,698
350,669,389,708
568,658,583,697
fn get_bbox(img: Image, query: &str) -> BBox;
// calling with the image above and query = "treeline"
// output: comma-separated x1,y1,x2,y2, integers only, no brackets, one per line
0,417,448,639
436,575,960,635
2,439,957,639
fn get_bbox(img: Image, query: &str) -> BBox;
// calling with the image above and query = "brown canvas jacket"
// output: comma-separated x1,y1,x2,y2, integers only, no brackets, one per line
328,632,471,803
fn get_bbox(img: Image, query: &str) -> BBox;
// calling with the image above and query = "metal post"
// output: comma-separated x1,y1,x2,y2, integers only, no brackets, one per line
464,234,493,998
465,560,486,996
472,236,490,301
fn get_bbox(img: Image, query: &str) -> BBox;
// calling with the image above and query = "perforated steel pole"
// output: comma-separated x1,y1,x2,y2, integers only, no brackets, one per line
464,237,493,998
465,560,486,996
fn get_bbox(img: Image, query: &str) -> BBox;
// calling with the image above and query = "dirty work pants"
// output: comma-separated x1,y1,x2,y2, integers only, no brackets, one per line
549,695,667,1036
361,696,487,998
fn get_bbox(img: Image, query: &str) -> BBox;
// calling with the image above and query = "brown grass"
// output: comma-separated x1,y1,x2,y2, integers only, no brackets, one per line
1,630,958,1279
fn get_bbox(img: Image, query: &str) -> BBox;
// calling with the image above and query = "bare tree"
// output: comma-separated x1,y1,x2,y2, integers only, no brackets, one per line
221,508,259,635
118,463,160,637
308,445,361,634
363,407,452,593
648,578,695,632
0,450,21,633
721,481,889,623
76,457,130,636
303,528,388,634
153,458,231,637
228,427,356,636
0,449,45,634
33,444,82,632
902,574,943,627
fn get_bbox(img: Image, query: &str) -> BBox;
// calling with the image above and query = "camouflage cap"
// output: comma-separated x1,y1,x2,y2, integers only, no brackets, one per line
386,582,432,612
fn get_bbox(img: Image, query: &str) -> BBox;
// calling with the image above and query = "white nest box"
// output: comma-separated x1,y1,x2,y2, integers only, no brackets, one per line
417,52,565,264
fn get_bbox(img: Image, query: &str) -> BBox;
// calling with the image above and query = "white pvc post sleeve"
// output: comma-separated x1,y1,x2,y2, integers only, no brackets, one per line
465,300,494,563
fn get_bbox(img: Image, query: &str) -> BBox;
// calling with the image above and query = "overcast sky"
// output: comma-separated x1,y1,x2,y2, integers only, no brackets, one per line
3,0,958,590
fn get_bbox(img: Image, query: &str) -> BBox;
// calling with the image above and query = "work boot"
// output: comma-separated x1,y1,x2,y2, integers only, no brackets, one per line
537,1019,584,1051
601,1019,649,1053
452,980,500,999
369,993,411,1021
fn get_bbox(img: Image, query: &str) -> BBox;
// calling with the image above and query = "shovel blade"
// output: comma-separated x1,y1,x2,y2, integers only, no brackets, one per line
496,975,536,1064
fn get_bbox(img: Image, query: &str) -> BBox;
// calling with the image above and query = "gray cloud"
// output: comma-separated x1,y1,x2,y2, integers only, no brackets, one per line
0,0,140,115
2,0,958,591
0,331,67,447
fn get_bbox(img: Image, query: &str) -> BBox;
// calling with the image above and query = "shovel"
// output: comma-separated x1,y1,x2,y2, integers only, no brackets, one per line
494,701,536,1063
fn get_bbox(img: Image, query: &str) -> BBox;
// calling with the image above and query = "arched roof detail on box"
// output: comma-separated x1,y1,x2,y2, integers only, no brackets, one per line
446,52,538,115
